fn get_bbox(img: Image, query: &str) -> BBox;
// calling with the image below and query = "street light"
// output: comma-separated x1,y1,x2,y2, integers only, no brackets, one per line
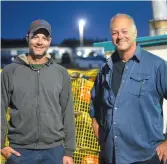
78,19,86,47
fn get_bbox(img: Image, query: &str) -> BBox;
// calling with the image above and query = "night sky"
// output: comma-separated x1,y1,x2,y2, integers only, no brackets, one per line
2,1,153,44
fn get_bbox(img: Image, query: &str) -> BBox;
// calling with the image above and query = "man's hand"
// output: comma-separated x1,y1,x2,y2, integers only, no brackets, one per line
92,118,99,139
1,146,21,159
63,156,73,164
156,140,167,164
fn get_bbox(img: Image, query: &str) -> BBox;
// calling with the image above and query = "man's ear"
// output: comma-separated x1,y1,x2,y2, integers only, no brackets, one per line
26,34,29,43
132,29,137,40
49,37,52,45
134,29,137,38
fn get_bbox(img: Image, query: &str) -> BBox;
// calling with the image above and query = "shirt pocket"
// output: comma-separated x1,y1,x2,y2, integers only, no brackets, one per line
128,73,150,97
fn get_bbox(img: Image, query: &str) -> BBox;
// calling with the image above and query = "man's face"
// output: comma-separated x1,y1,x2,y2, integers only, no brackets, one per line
110,16,137,51
27,29,51,56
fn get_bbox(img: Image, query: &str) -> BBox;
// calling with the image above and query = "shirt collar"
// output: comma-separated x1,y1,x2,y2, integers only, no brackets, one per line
106,45,142,68
133,45,141,62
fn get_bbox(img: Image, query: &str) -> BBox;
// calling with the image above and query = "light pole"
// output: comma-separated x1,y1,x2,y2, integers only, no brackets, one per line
78,19,86,47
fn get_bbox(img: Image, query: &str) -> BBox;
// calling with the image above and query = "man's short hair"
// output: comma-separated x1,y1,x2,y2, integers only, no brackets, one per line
110,13,137,32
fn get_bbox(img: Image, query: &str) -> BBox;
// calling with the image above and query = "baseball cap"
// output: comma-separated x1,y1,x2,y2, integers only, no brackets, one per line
28,19,51,36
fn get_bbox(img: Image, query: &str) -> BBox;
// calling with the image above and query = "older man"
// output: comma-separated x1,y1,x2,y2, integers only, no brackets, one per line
90,14,167,164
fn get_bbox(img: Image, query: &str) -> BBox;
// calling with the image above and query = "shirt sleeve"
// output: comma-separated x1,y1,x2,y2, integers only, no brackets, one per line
156,60,167,100
1,68,11,148
89,71,102,120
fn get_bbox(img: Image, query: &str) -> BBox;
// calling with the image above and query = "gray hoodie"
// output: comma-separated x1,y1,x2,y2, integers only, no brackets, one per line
1,54,76,157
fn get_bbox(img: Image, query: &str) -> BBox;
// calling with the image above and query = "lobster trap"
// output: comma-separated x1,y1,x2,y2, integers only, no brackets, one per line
74,148,99,164
72,78,94,113
75,112,100,151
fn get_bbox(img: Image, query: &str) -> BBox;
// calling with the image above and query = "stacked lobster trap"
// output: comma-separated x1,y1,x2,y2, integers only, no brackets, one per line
69,69,100,164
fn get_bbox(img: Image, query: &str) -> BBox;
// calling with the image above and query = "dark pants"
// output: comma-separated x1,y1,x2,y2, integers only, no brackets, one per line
6,145,64,164
132,153,162,164
100,153,164,164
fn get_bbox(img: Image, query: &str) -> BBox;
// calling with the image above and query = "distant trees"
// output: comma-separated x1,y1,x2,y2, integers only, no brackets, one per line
1,38,58,48
1,38,28,48
1,37,108,48
60,38,108,47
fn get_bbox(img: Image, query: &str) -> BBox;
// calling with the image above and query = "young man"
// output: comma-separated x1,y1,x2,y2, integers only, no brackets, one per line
90,14,167,164
1,19,76,164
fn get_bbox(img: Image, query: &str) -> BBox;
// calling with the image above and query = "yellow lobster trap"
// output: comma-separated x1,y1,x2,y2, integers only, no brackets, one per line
74,148,99,164
68,69,99,82
75,112,100,151
69,69,101,163
69,69,99,113
72,78,94,113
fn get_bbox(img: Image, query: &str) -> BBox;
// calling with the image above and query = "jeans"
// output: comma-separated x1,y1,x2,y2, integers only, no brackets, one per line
6,145,64,164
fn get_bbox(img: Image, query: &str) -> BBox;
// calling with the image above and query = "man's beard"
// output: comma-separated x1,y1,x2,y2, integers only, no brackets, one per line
29,49,47,59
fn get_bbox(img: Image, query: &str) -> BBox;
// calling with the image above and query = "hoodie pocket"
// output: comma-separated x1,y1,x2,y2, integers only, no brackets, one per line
40,111,64,144
8,111,37,144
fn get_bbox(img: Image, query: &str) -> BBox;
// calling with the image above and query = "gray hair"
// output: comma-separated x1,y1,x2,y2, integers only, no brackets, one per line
110,13,137,32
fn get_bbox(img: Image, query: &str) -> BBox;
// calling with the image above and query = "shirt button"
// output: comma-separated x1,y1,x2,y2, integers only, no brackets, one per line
115,107,118,110
115,136,117,139
122,80,125,83
114,122,116,125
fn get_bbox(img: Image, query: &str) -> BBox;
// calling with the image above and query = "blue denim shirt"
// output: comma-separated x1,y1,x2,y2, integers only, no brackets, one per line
90,46,167,163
